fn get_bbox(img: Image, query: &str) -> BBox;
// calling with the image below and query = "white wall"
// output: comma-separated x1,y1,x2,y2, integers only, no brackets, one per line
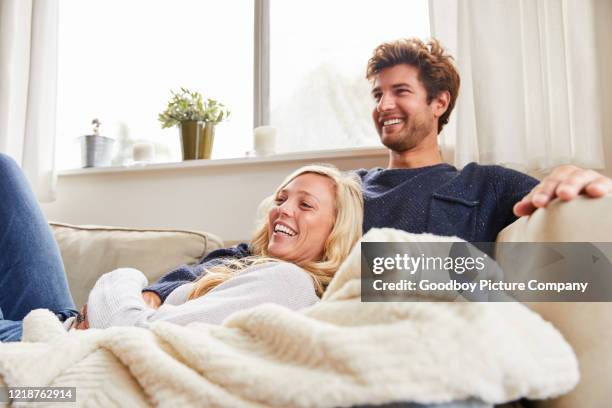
41,149,388,243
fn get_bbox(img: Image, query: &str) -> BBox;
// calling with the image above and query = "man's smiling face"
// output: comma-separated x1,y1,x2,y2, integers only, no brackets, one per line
371,64,439,152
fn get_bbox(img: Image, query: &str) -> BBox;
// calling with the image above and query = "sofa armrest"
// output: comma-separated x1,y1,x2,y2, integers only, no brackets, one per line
497,195,612,242
496,196,612,408
50,222,223,307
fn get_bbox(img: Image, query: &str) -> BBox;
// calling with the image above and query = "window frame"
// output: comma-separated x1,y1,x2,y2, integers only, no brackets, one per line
57,0,430,169
254,0,270,128
254,1,434,150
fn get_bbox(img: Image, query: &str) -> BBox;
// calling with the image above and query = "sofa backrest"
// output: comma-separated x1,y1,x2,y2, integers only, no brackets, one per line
50,222,223,307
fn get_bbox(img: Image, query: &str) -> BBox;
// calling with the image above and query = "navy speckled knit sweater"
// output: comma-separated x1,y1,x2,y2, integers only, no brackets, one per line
143,243,251,302
357,162,538,242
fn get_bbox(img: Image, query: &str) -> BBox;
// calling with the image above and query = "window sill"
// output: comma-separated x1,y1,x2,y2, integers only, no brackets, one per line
58,146,388,177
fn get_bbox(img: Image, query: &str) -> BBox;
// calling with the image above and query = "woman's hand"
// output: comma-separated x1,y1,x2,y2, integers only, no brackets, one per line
142,291,161,309
74,304,89,330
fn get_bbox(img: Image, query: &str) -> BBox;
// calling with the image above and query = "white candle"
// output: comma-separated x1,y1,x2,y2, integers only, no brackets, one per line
253,126,277,157
132,142,155,163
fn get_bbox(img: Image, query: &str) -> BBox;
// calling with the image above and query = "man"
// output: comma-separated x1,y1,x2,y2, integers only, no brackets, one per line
358,38,612,241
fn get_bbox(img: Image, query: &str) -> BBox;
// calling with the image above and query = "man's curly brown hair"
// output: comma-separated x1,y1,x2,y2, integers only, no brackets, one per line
366,38,460,134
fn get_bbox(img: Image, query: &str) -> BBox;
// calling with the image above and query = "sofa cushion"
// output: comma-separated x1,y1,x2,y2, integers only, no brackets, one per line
50,222,223,307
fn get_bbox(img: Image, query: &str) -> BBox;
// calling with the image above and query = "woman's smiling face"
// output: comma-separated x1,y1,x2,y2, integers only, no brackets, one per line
266,173,336,264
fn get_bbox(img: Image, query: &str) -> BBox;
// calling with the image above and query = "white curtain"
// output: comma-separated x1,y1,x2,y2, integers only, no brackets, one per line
430,0,605,175
0,0,58,201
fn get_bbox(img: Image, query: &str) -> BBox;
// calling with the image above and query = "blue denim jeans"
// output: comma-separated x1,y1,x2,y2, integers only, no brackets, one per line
0,154,77,341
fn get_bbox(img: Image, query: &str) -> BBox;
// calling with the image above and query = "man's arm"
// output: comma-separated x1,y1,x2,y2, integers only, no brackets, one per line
513,165,612,217
142,264,204,303
142,243,252,303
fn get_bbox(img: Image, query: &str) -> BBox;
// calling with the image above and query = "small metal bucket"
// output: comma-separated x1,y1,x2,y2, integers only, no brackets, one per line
79,135,114,168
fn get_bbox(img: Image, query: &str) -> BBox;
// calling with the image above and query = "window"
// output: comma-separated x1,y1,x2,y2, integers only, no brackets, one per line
269,0,430,153
56,0,429,169
56,0,253,169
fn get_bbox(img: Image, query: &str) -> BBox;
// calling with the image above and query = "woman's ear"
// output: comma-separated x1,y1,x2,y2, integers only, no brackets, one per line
432,91,451,118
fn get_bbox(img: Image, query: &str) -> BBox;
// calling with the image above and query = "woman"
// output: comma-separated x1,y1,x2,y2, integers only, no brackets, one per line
0,153,362,340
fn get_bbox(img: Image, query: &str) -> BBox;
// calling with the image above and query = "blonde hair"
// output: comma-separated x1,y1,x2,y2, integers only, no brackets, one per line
188,164,363,299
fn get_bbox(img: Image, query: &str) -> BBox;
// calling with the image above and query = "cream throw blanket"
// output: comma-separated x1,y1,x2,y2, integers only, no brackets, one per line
0,229,578,407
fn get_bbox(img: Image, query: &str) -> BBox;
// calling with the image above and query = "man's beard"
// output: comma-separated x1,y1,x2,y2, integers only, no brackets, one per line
379,116,435,153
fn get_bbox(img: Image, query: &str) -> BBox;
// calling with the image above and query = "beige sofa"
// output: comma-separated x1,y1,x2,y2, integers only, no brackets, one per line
49,195,612,407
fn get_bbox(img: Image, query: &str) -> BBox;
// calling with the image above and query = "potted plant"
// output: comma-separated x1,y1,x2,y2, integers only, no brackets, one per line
158,87,230,160
79,118,115,168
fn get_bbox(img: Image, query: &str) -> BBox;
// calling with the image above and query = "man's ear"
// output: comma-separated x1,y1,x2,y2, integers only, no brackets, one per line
432,91,451,118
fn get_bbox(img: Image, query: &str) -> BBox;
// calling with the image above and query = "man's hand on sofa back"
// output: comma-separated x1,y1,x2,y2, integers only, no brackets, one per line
514,164,612,217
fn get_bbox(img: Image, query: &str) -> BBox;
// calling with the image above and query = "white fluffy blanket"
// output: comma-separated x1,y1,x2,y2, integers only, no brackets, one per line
0,229,578,407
